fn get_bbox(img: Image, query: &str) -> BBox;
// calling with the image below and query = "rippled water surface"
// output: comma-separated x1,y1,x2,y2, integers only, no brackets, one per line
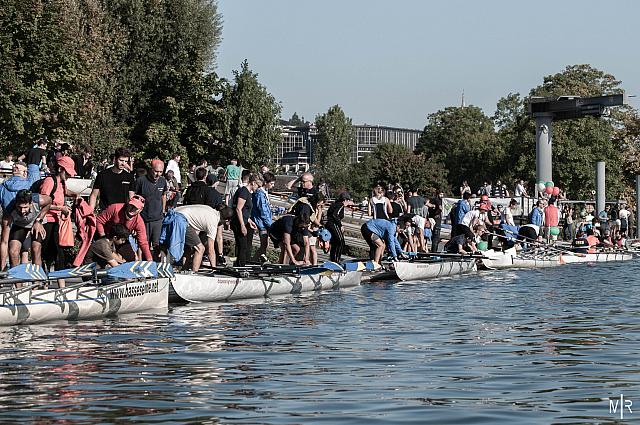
1,262,639,424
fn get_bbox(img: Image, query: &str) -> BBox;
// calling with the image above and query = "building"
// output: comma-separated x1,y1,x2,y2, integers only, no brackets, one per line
274,123,422,167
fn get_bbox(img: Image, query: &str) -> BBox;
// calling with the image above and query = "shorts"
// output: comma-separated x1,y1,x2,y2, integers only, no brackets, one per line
258,227,269,237
145,219,163,245
8,226,32,251
361,223,381,243
225,179,239,196
34,221,66,269
185,225,202,247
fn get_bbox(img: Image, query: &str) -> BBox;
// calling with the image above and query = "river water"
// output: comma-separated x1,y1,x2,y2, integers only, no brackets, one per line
0,262,639,424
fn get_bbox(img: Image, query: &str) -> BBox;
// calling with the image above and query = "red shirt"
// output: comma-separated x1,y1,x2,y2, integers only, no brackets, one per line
543,205,559,227
96,203,152,261
40,176,65,222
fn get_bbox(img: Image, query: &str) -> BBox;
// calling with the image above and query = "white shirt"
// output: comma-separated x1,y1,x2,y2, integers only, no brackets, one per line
515,183,526,197
0,160,14,170
412,215,426,230
166,159,181,184
175,205,220,241
461,210,481,227
619,208,631,220
503,208,515,226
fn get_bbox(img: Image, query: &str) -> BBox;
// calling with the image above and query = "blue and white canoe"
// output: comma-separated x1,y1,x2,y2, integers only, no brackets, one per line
0,262,172,326
170,262,363,303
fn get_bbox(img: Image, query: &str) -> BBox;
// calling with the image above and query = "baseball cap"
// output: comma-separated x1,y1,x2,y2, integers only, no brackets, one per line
57,156,76,176
129,194,145,209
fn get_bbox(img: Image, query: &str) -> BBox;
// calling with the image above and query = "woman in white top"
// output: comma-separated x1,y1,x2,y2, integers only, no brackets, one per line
368,185,392,220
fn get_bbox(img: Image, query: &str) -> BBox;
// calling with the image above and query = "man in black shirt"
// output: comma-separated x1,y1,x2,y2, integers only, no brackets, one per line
427,189,444,251
135,159,167,252
25,137,48,168
269,214,311,265
89,147,134,211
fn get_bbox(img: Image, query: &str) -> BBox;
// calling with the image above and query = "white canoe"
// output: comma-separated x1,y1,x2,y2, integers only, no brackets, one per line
170,270,362,303
560,251,634,264
0,278,169,326
392,259,477,281
481,248,561,269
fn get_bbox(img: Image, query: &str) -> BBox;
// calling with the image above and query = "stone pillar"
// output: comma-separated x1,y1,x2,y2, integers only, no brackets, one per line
535,115,553,197
596,162,605,216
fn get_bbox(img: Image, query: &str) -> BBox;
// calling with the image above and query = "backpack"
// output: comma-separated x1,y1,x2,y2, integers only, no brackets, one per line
30,176,57,199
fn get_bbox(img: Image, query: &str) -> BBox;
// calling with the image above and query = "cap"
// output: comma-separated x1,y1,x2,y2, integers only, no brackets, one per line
151,159,164,170
318,228,331,242
57,156,76,176
479,203,490,211
129,194,145,209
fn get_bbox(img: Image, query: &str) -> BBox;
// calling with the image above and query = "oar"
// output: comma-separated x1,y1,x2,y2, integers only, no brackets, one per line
405,252,489,260
490,230,585,258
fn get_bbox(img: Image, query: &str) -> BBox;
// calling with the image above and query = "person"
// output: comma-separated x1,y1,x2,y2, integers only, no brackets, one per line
390,188,407,218
478,181,492,197
231,173,261,266
368,184,392,220
451,192,472,226
407,189,426,217
224,159,242,206
502,199,518,227
269,213,311,265
174,204,234,271
444,230,478,254
6,189,51,268
252,172,276,263
563,205,575,241
26,137,49,171
543,198,560,243
89,147,134,211
360,218,406,264
183,167,223,209
529,200,544,227
73,148,94,179
514,179,528,197
459,180,471,197
0,152,14,170
453,202,491,239
165,170,181,209
31,156,78,284
400,213,428,252
325,192,353,263
96,195,153,261
165,153,182,187
517,223,541,248
619,204,630,235
186,163,197,186
307,192,326,265
286,171,317,198
134,160,167,254
427,189,443,251
491,179,508,198
83,224,130,269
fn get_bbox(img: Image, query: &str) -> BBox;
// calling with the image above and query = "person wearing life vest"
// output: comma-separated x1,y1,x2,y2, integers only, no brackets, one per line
585,227,600,253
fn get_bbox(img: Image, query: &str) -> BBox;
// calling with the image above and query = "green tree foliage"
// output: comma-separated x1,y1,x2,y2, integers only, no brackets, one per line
314,105,356,186
218,60,282,170
347,144,449,200
416,106,498,191
288,112,304,126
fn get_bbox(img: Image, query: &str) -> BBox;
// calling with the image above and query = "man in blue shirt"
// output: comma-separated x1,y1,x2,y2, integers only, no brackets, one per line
530,200,544,227
360,218,407,263
454,192,472,226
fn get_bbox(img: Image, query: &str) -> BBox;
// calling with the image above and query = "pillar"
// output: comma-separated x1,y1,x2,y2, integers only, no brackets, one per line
596,162,605,215
535,115,553,197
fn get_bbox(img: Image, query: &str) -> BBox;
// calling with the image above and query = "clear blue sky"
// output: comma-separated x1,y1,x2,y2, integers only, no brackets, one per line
217,0,639,130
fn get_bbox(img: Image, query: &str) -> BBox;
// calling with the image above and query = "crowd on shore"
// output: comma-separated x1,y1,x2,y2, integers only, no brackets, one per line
0,138,634,282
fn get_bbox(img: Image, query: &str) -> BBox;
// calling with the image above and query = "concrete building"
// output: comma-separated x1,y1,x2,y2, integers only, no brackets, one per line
274,123,422,167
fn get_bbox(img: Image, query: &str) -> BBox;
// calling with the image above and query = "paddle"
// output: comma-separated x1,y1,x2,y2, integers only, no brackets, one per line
489,229,585,258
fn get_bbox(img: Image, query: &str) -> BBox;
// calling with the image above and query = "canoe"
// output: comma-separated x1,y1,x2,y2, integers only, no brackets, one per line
170,269,362,303
481,248,561,269
0,277,170,326
392,258,477,281
560,251,634,264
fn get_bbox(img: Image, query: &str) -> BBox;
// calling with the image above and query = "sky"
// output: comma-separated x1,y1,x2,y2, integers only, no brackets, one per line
216,0,640,130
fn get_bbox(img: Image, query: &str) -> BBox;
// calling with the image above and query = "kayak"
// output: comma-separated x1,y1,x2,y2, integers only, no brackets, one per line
392,258,477,281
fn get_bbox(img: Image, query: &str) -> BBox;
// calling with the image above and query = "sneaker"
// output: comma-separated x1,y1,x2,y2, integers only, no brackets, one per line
217,255,227,266
259,254,269,264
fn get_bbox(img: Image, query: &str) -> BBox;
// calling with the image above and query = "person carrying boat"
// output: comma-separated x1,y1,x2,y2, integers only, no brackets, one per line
453,201,490,239
360,218,406,264
269,213,311,265
325,191,353,263
6,189,51,267
516,224,541,249
174,204,234,272
83,223,130,268
184,165,226,265
96,194,153,262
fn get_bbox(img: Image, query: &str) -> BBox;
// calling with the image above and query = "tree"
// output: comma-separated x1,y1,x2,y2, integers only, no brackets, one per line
288,112,304,126
416,106,498,191
219,60,282,169
314,105,356,187
347,144,449,200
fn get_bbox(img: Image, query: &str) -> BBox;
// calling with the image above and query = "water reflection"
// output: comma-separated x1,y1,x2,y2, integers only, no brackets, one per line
0,264,638,423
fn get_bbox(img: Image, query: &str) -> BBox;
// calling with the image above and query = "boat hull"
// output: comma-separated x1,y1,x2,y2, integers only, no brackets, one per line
561,252,634,264
481,249,561,269
392,260,476,281
0,278,169,326
170,270,362,303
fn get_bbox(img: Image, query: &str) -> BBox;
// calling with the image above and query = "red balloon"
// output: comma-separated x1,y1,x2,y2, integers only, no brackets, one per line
552,187,560,196
545,186,553,195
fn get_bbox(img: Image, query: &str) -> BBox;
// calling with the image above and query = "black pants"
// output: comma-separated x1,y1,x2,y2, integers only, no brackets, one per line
326,221,345,263
35,221,67,270
360,223,377,260
431,217,441,252
232,223,254,267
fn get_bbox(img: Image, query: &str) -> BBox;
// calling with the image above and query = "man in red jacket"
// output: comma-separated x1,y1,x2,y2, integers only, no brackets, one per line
96,194,152,261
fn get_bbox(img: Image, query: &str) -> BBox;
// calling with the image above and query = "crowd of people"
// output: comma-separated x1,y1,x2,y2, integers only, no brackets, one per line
0,138,636,278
